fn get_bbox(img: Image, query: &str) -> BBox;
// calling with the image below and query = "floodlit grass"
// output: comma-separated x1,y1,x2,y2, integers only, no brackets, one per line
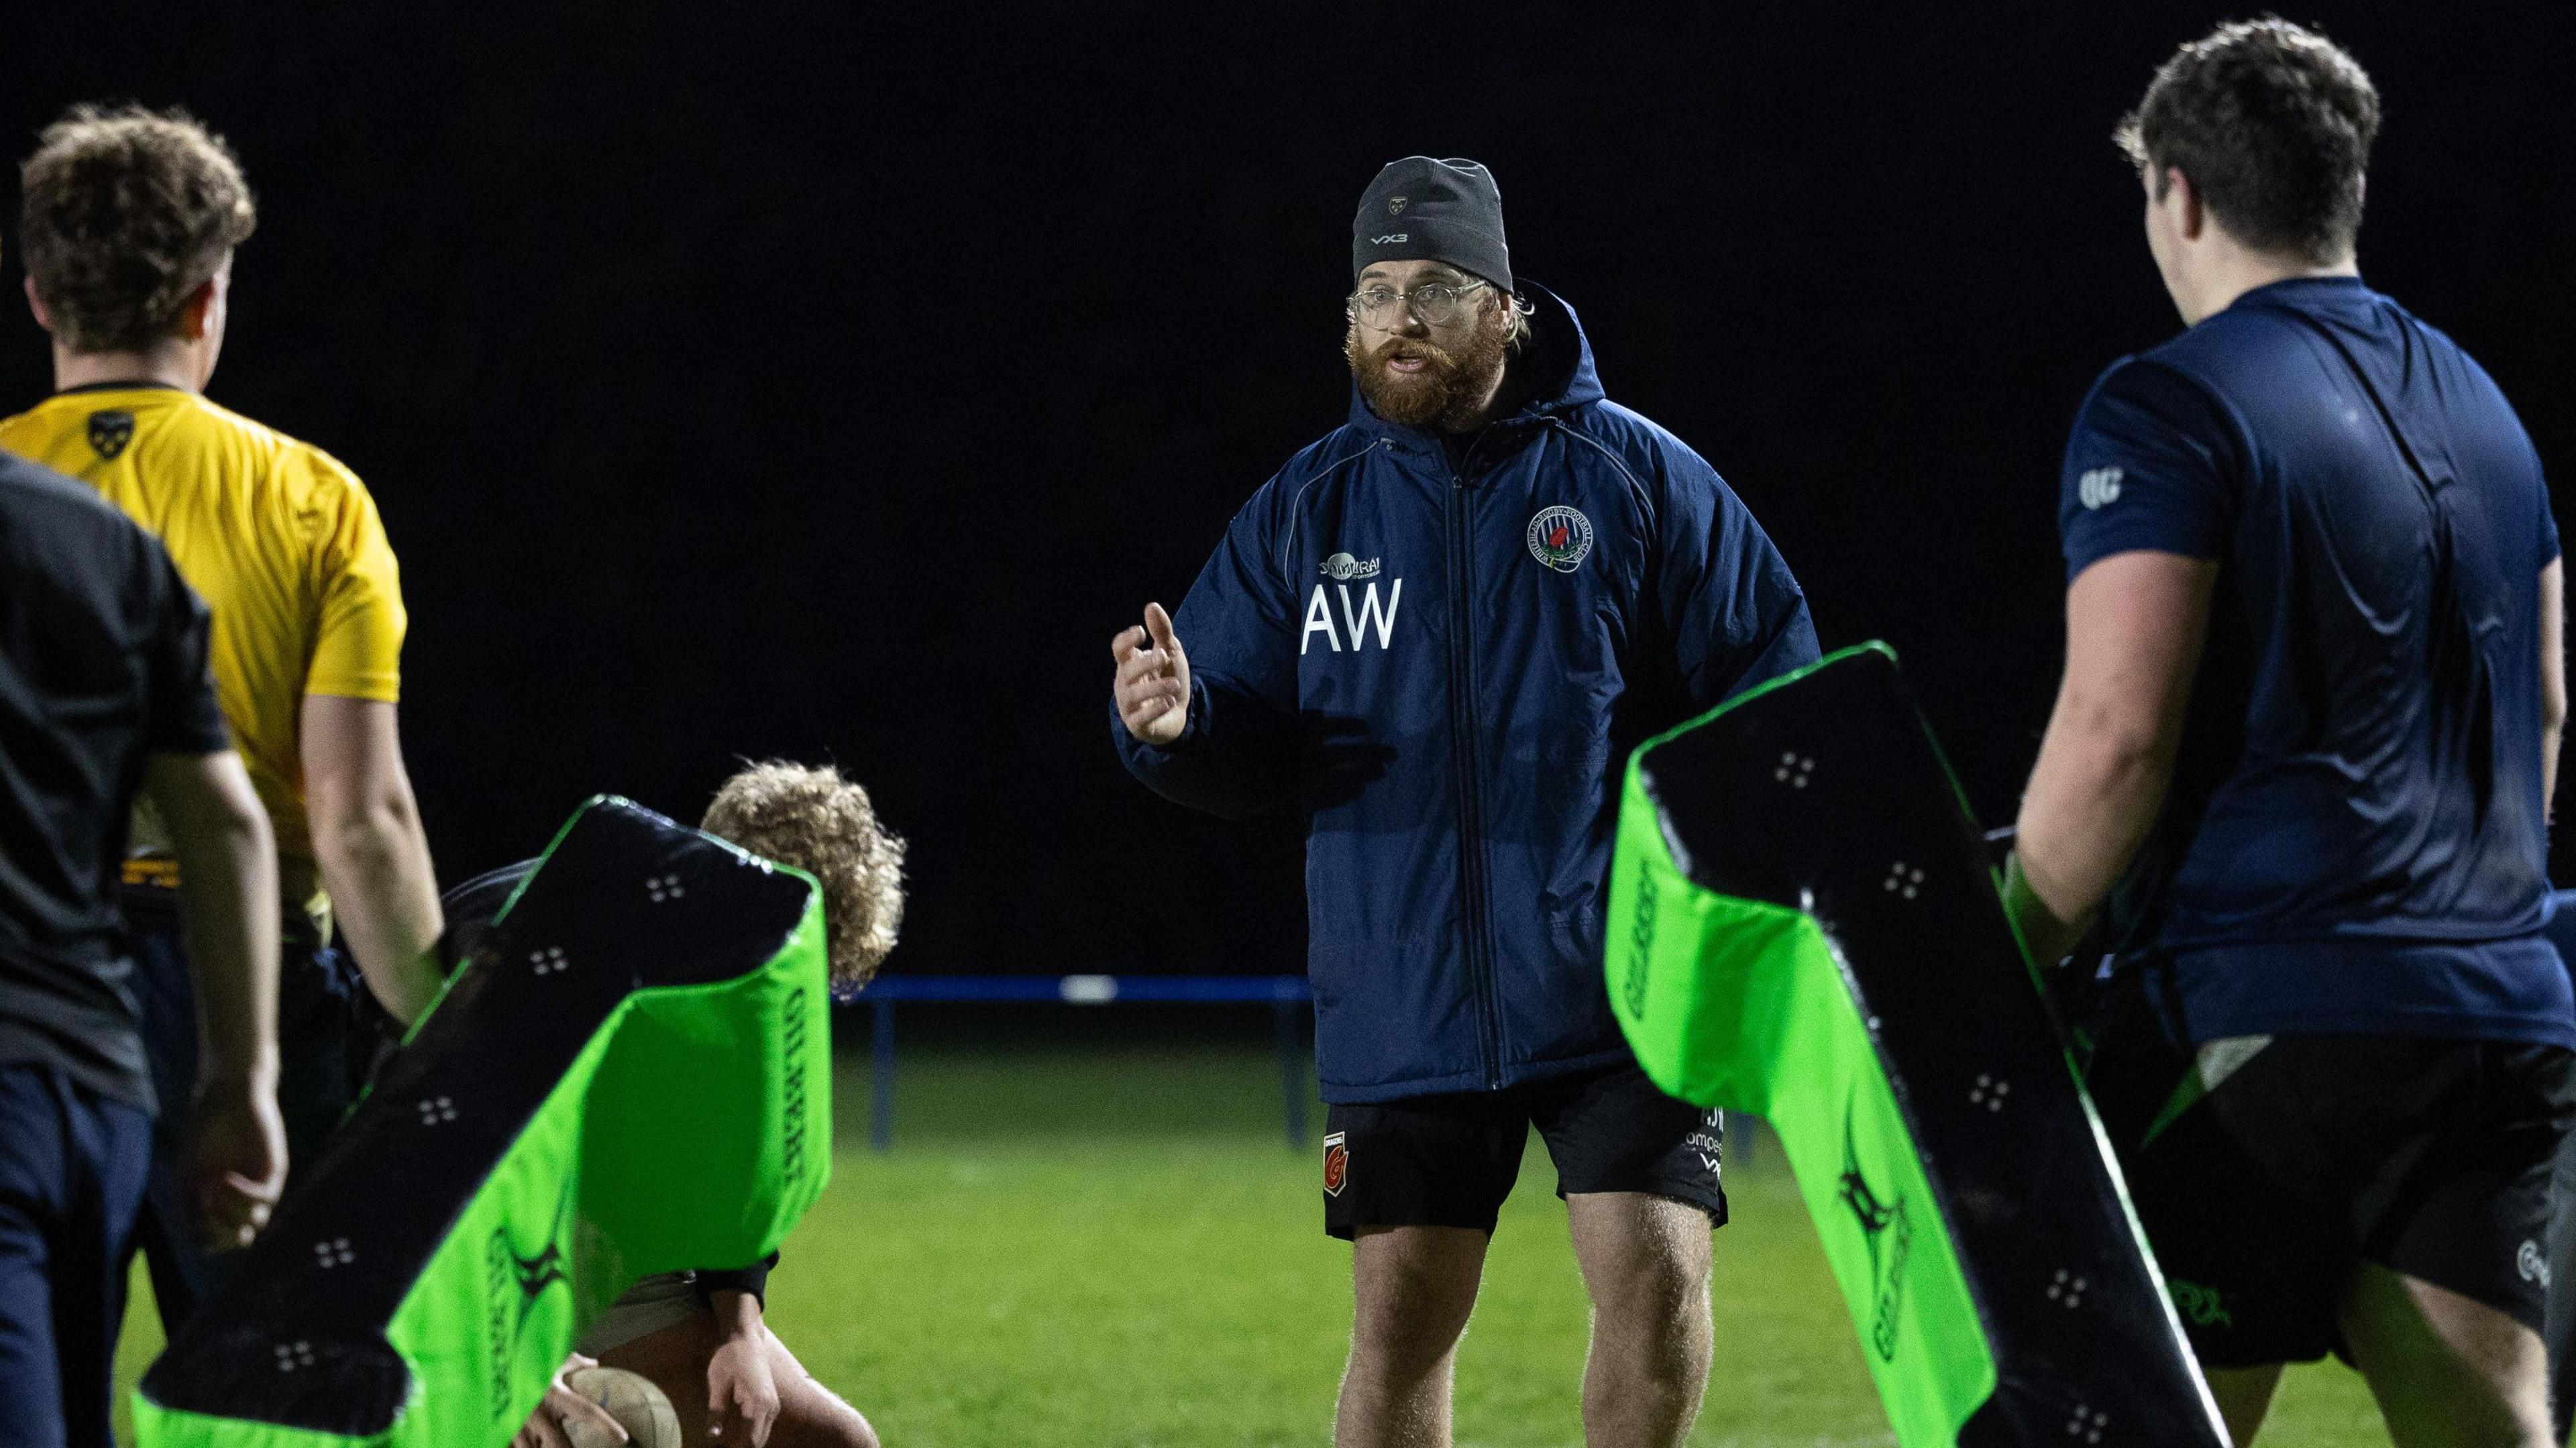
116,1016,2391,1445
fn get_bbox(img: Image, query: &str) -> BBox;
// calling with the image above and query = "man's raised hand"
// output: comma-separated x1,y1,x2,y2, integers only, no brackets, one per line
1112,602,1191,746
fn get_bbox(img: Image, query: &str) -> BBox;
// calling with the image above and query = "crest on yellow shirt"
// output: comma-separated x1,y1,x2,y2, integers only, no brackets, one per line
86,410,134,460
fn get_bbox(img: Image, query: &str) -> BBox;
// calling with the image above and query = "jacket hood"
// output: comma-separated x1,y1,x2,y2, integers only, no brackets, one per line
1346,280,1603,439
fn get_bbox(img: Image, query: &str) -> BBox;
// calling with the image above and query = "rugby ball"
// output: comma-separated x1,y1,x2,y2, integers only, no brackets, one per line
563,1366,683,1448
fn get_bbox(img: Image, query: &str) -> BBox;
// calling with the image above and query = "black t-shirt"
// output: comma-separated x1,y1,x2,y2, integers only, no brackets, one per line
0,451,230,1109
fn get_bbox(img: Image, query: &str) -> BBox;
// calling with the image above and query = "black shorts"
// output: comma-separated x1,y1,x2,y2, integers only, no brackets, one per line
1320,1060,1726,1240
2088,1006,2576,1368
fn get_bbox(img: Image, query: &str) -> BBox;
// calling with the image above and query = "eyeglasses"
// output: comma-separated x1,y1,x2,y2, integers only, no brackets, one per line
1347,279,1492,329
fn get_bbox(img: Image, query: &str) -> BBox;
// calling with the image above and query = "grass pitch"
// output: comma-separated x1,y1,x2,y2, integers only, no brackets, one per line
117,1011,2392,1445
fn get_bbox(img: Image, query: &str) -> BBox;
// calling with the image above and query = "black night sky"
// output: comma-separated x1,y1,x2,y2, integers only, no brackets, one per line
5,2,2570,978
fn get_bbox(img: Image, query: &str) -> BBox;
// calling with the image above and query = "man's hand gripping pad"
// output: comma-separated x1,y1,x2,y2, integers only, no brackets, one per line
1609,645,2225,1448
135,796,832,1447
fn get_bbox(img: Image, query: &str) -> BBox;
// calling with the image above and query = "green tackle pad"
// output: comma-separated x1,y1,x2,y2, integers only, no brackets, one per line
1609,645,2224,1448
135,795,831,1447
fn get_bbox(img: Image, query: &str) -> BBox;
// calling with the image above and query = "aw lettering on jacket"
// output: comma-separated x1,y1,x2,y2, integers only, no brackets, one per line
1303,555,1401,653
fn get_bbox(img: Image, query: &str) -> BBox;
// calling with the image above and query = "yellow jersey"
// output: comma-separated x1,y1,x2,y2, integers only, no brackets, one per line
0,385,407,931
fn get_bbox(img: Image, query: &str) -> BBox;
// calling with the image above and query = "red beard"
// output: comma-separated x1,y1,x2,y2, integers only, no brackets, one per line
1345,315,1511,431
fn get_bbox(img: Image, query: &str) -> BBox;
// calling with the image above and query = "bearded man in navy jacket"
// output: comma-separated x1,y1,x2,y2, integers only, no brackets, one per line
1111,156,1817,1448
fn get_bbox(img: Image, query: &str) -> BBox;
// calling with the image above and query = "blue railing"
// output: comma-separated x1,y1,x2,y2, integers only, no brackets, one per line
832,974,1314,1152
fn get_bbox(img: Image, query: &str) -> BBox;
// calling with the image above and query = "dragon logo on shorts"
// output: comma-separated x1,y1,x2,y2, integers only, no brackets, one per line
1837,1094,1912,1361
87,410,134,461
1322,1132,1350,1198
1527,506,1593,573
2166,1277,2234,1329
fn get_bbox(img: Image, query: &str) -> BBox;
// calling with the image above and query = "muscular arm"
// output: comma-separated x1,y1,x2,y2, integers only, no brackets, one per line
2542,559,2564,822
301,695,445,1023
2006,551,2218,964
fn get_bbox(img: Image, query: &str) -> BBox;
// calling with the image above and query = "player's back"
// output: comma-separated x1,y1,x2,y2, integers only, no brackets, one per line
0,387,407,930
2149,278,2555,947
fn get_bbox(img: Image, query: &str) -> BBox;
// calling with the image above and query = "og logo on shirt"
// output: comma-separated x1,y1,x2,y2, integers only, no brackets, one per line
2078,467,2125,510
1527,506,1593,572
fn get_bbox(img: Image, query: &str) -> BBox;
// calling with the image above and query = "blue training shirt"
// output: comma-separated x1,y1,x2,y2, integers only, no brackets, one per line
2061,275,2573,1049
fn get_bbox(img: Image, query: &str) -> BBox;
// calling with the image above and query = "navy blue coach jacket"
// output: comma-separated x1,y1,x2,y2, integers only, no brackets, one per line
1115,284,1818,1103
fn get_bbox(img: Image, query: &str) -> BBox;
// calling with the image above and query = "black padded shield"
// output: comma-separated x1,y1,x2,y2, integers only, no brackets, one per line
1640,647,2225,1446
138,796,811,1435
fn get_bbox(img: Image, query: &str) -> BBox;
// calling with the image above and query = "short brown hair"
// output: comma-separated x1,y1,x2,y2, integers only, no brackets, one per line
18,104,258,353
2116,18,2379,265
702,762,906,989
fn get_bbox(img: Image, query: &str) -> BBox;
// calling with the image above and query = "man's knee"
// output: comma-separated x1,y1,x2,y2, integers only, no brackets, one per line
1570,1194,1713,1341
2341,1265,2551,1446
1350,1225,1487,1370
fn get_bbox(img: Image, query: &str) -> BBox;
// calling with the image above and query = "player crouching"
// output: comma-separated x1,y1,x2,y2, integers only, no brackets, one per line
482,763,900,1448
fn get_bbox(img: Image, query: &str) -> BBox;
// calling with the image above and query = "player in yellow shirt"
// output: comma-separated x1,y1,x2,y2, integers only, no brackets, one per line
5,105,447,1331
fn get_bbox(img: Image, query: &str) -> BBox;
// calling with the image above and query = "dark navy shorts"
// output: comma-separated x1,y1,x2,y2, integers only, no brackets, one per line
2089,1000,2576,1368
0,1062,152,1448
1320,1060,1726,1239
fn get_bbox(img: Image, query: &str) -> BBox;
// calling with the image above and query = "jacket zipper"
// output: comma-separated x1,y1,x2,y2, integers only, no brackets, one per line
1444,450,1503,1090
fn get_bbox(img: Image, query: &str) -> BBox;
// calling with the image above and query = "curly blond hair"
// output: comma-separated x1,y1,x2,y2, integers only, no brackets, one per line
701,762,904,987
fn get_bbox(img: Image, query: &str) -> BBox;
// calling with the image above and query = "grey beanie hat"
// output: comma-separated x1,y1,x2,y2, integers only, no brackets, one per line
1352,156,1511,293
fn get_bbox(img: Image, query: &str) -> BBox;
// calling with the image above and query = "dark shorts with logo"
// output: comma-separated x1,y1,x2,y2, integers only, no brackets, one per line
1320,1060,1726,1240
2088,1003,2576,1368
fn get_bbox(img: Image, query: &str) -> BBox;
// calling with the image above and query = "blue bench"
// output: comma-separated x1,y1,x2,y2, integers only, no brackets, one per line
833,974,1314,1152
